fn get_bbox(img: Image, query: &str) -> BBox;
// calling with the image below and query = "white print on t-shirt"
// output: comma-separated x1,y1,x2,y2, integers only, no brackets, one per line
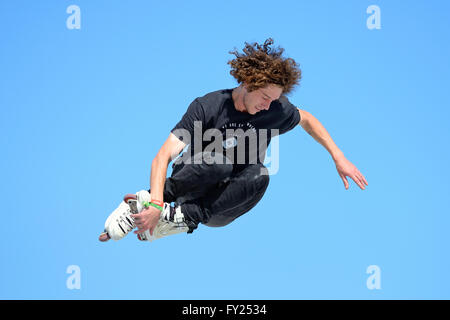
220,122,256,150
172,121,280,175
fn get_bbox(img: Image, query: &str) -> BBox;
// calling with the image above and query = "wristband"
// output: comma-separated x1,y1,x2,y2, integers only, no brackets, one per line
143,200,164,211
151,199,164,207
149,202,163,211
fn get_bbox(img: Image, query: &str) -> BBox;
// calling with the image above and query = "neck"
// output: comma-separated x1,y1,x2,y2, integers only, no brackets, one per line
232,85,246,113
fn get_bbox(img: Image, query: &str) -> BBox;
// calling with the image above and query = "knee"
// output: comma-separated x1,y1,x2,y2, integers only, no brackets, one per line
204,215,234,228
204,165,269,228
249,164,270,194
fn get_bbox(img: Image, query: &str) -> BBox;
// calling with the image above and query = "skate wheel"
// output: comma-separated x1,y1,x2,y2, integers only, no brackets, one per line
123,194,137,203
99,232,111,242
137,233,147,241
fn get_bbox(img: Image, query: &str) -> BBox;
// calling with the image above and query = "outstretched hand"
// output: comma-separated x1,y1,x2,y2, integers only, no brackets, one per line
334,156,368,190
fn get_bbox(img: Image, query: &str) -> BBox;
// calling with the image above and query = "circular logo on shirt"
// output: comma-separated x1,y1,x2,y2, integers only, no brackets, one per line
223,136,238,149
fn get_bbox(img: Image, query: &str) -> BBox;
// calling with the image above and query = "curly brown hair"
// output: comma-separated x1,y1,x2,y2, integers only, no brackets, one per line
227,38,301,95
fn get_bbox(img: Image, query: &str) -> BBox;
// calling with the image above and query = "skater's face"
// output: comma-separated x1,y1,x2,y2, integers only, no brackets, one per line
242,84,283,115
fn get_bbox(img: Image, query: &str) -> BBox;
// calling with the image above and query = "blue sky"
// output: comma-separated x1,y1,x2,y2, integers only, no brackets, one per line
1,0,450,299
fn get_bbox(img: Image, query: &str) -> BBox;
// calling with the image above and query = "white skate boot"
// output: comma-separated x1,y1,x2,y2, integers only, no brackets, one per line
99,190,151,241
137,203,190,242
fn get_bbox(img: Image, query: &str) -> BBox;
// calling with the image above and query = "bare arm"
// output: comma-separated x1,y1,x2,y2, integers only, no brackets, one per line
150,132,186,202
132,133,186,236
298,108,368,190
298,109,344,162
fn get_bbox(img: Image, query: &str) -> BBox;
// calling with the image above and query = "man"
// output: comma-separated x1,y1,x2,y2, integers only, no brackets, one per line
99,38,368,243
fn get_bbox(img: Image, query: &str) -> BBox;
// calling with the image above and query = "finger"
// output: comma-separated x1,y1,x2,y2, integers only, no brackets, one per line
357,174,368,187
356,174,367,189
340,173,349,189
355,170,368,186
131,214,143,222
134,229,146,235
134,226,148,234
361,174,368,186
352,175,365,189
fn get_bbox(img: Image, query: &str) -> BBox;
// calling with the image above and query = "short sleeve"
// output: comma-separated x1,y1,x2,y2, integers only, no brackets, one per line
278,96,300,135
171,98,205,144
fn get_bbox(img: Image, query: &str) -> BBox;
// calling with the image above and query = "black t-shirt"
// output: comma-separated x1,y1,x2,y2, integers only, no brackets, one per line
171,88,300,172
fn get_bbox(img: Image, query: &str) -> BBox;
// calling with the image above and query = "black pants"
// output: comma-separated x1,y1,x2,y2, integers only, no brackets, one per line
149,151,270,232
